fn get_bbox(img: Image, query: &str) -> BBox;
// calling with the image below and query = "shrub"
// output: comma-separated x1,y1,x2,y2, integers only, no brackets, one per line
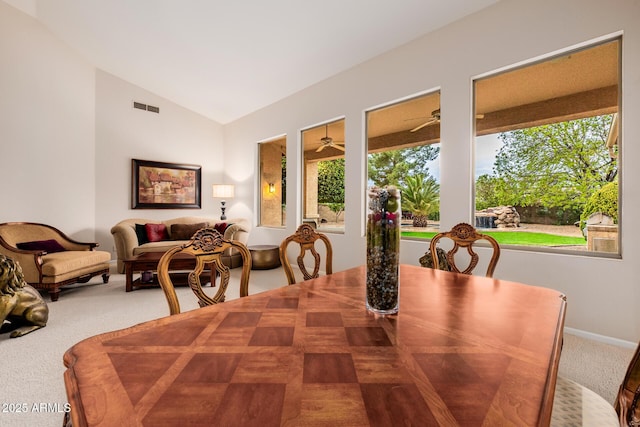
580,181,618,233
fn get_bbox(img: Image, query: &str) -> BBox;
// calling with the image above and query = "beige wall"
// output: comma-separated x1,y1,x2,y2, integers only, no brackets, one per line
259,141,284,227
303,161,319,220
94,71,224,255
224,0,640,343
0,1,96,240
0,2,225,258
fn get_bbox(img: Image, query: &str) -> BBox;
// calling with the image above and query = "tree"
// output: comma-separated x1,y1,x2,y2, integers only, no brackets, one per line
318,159,345,222
402,174,439,227
491,115,615,213
368,145,439,187
475,174,502,210
318,159,345,204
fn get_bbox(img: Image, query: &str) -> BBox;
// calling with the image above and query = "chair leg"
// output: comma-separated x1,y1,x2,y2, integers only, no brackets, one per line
49,288,60,302
102,273,110,283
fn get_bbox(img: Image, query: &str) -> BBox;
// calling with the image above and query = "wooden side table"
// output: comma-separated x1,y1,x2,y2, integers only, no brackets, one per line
123,252,211,291
248,245,281,270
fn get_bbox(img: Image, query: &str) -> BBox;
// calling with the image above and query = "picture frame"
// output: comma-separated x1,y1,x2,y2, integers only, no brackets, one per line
132,159,201,209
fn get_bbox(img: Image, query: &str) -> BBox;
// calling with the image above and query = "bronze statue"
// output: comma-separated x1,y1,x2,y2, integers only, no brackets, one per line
419,247,451,271
0,254,48,338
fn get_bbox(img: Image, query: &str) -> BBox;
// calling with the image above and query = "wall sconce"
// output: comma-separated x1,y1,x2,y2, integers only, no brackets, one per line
268,183,275,193
212,184,235,220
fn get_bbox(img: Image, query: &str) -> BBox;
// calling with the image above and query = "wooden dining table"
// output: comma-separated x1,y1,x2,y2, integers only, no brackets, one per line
63,264,566,426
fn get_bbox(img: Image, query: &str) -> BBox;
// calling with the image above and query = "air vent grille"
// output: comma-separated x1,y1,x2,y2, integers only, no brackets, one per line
133,101,160,114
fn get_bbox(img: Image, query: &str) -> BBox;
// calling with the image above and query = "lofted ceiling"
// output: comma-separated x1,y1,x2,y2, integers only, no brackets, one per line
3,0,500,124
6,0,617,162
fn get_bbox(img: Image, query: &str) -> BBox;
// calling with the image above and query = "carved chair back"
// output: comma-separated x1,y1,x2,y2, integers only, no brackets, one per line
157,227,251,315
429,222,500,278
279,224,333,285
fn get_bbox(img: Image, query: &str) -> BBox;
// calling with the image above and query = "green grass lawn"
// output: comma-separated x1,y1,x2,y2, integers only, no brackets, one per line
401,230,586,246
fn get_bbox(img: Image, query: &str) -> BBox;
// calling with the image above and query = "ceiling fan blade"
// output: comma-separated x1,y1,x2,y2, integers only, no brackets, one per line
315,145,325,152
333,144,345,152
410,118,437,132
476,113,485,119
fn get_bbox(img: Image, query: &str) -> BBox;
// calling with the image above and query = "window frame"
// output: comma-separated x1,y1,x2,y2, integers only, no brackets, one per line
471,36,622,258
364,90,442,241
300,118,346,234
257,135,286,229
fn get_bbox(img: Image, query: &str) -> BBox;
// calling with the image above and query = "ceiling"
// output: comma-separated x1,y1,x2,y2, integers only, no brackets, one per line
3,0,500,124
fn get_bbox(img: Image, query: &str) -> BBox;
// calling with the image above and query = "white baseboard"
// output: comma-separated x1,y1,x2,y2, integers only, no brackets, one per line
565,327,637,349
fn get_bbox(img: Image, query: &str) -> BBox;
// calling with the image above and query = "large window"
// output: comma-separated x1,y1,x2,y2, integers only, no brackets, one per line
258,137,286,228
301,119,345,233
474,38,621,255
366,91,441,238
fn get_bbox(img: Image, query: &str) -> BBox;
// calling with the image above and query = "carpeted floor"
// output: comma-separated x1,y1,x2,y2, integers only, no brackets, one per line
1,266,635,427
558,332,635,405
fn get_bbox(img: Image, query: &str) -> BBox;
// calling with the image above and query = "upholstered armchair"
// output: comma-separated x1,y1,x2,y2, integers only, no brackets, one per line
0,222,110,301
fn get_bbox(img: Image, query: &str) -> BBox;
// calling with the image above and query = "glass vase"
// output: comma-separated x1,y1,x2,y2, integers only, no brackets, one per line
366,185,400,314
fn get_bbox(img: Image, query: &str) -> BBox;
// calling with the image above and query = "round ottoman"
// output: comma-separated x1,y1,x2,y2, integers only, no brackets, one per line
248,245,281,270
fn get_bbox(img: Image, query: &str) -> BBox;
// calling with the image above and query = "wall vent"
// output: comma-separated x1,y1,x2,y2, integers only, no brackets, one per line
133,101,160,114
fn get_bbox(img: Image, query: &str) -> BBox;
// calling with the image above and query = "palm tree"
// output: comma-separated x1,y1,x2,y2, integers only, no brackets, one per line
402,174,439,227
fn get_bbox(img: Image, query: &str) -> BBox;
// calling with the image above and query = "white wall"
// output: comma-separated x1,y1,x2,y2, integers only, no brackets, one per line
0,1,96,240
0,2,225,256
225,0,640,342
94,71,224,255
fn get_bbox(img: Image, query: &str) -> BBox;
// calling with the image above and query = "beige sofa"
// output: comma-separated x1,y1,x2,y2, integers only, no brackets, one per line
0,222,111,301
111,216,251,273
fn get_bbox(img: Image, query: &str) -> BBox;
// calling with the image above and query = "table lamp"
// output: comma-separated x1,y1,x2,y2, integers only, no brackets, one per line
212,184,235,220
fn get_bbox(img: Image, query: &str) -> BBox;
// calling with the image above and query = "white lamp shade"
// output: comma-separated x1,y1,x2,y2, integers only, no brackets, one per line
212,184,235,199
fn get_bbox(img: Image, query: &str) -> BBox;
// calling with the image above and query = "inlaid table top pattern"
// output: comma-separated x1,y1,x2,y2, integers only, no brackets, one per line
63,265,566,427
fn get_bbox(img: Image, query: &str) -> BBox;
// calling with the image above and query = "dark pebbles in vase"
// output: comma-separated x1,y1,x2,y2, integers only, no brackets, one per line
366,185,400,314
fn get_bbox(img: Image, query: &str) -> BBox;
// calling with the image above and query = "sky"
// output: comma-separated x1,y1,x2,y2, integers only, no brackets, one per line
425,133,503,183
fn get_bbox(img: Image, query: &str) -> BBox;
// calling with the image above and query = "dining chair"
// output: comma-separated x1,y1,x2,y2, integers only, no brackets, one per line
428,222,500,278
551,340,640,426
279,223,333,285
157,227,252,315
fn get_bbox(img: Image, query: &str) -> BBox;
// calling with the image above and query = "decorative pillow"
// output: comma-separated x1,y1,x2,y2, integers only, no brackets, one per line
135,223,149,245
222,223,239,238
213,222,228,235
145,223,169,242
170,222,207,240
17,239,66,253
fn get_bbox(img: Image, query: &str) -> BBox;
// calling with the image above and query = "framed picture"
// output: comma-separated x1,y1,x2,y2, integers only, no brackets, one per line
132,159,201,209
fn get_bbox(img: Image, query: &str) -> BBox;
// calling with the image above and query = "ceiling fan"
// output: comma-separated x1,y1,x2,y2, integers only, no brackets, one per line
409,109,485,132
409,108,441,132
315,125,345,152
